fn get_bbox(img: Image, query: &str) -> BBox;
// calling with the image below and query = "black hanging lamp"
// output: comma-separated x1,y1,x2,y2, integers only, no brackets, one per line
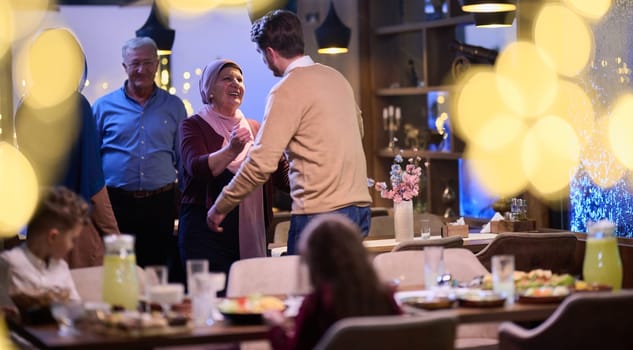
461,0,516,13
474,10,515,28
315,2,351,55
135,2,175,56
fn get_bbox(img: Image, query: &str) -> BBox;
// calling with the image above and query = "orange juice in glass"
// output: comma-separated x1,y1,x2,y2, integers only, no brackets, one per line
582,221,622,290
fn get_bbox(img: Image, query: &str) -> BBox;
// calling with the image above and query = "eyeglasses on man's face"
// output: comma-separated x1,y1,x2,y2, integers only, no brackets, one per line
125,60,157,70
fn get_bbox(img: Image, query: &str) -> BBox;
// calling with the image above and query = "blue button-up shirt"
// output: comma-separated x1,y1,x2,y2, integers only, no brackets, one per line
93,83,186,191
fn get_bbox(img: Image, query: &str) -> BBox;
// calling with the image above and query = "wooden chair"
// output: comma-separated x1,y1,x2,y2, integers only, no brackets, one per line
268,211,291,245
273,220,291,245
475,232,579,274
70,265,146,302
392,236,464,252
225,255,310,298
498,290,633,350
373,249,498,350
313,314,457,350
368,215,396,237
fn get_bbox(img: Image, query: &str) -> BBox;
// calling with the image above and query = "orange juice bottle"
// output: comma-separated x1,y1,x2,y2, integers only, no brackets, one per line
582,221,622,290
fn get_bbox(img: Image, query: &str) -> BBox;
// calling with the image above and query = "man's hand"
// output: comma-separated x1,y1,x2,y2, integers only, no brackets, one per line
207,204,226,232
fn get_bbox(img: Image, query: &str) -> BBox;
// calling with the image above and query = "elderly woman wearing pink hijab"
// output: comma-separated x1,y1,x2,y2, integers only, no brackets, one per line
178,59,289,287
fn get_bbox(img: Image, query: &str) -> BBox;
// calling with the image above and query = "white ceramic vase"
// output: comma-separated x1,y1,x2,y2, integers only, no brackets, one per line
394,200,414,242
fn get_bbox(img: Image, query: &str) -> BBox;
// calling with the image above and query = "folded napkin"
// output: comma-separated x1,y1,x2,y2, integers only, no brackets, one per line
480,212,504,233
448,217,466,225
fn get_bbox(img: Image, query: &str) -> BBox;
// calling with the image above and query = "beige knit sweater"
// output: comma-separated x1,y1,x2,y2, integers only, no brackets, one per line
216,63,372,215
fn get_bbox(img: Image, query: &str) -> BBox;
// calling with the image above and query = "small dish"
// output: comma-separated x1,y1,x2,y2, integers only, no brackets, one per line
517,286,570,304
401,296,455,310
457,290,506,308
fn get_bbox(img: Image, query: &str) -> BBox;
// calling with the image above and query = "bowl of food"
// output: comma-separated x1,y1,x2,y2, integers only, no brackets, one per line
401,296,456,310
457,290,506,308
517,286,571,304
218,295,286,325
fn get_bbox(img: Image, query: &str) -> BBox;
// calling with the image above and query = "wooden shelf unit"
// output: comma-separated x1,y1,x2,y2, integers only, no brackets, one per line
360,0,474,216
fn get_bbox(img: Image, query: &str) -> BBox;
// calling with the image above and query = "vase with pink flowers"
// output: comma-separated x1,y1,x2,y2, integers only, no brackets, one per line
369,150,424,242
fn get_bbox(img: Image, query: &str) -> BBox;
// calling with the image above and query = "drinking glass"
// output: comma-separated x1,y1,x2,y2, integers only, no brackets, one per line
492,255,515,305
424,246,445,290
186,259,209,294
190,272,226,326
144,265,168,312
420,219,431,240
50,300,85,336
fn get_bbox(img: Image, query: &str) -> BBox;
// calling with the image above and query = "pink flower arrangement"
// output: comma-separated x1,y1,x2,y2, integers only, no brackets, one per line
368,151,424,203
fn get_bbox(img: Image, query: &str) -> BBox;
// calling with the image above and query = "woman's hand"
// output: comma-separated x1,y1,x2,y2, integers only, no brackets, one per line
206,124,252,177
228,124,251,155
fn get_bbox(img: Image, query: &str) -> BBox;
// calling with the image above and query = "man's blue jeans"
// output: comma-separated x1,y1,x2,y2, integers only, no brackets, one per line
286,205,371,255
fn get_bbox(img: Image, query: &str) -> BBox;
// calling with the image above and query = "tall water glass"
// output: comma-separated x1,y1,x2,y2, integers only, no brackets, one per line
186,259,209,294
420,219,431,240
190,272,226,326
424,246,445,290
492,255,515,305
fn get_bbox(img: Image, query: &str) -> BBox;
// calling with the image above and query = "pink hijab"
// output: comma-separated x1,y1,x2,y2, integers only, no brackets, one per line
198,59,252,173
198,59,266,259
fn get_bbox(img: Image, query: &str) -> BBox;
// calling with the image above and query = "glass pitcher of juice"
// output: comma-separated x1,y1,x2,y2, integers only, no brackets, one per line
102,234,140,310
582,220,622,290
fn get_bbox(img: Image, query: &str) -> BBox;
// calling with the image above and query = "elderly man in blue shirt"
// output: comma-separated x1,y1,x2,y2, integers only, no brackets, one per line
93,37,186,275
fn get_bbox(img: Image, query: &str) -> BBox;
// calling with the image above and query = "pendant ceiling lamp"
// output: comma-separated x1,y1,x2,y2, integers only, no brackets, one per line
315,2,351,55
135,2,175,56
474,11,515,28
461,0,517,13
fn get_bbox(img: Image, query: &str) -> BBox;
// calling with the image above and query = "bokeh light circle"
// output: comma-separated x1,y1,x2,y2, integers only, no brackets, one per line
543,79,595,152
22,28,85,109
0,0,50,59
495,41,559,117
608,94,633,169
0,1,14,59
453,66,518,143
563,0,612,21
522,115,580,199
464,132,529,198
534,3,593,77
0,142,38,237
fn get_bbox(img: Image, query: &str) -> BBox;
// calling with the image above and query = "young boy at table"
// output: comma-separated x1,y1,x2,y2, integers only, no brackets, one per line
0,186,88,311
264,214,401,350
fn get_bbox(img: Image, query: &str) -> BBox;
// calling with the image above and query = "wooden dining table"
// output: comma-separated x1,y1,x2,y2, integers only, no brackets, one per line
269,232,497,257
8,293,560,350
363,232,498,254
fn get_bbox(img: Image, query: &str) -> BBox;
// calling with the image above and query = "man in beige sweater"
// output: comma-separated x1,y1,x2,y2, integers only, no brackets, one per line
207,10,372,254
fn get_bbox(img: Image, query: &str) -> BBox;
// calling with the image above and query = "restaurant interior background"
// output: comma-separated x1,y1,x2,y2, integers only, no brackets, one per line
1,0,632,238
